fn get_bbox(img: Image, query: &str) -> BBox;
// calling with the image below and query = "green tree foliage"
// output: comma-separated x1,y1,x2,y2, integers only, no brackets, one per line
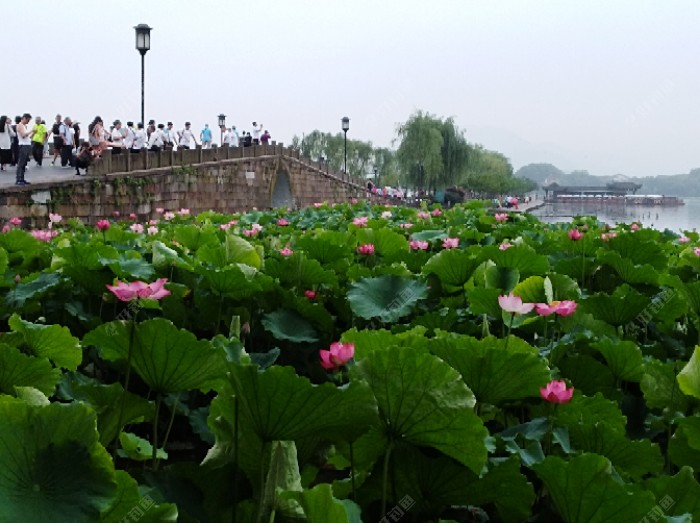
291,130,376,180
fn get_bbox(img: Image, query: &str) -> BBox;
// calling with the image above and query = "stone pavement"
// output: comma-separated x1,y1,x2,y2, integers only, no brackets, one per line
0,156,80,188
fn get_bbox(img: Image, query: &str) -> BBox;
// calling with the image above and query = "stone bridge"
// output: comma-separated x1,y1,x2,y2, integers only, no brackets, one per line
0,145,371,225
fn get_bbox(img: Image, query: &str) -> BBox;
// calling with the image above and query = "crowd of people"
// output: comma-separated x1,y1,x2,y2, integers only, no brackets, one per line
0,112,272,185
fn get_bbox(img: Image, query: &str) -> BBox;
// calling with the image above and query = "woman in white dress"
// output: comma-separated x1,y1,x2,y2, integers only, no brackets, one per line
0,115,16,171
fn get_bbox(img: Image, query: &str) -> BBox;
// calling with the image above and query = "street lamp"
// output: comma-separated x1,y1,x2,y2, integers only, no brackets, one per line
134,24,152,126
341,116,350,174
218,114,226,146
374,167,378,185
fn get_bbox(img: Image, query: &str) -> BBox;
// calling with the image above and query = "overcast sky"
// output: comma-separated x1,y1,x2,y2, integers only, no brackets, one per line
7,0,700,178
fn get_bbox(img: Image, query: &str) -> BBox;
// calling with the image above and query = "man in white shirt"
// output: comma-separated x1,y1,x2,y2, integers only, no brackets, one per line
148,123,166,151
15,113,35,185
131,123,147,152
230,126,240,147
111,120,125,155
164,122,176,150
251,121,263,145
123,122,136,149
178,122,197,149
59,117,74,168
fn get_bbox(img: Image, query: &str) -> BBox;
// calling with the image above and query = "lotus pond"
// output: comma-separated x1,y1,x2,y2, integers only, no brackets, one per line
2,202,700,523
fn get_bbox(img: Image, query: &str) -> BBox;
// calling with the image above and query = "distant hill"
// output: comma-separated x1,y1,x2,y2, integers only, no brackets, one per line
515,164,700,197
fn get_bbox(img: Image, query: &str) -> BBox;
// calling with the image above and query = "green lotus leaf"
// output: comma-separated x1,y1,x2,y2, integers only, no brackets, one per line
0,398,117,523
431,334,551,405
669,415,700,471
118,432,167,462
197,264,262,298
100,470,178,523
547,272,580,300
229,363,377,442
597,251,659,285
481,244,550,276
265,253,338,289
279,483,362,523
533,454,656,523
173,224,219,251
557,393,627,434
58,374,155,446
347,275,428,323
423,249,481,288
341,327,430,360
565,421,663,479
355,228,408,261
197,233,261,269
295,230,354,264
367,447,534,523
8,313,82,370
0,228,44,267
84,318,225,393
0,343,60,396
580,288,649,326
0,246,9,275
607,232,667,269
513,275,547,303
644,467,700,520
352,347,488,474
466,287,502,317
55,241,119,294
558,354,616,397
107,252,156,280
409,229,448,243
484,265,520,293
5,272,64,309
151,240,193,271
591,339,644,382
678,346,700,399
641,359,690,412
261,309,319,343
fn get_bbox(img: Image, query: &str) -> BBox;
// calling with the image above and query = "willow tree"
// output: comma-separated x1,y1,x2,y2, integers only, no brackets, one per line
395,111,444,193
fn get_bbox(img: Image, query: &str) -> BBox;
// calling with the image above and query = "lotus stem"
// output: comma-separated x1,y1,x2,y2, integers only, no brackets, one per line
114,316,137,456
381,440,394,516
349,441,356,501
152,393,162,470
160,393,181,467
232,395,239,523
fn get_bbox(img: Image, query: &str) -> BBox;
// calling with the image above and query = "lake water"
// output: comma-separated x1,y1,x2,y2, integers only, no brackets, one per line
531,196,700,233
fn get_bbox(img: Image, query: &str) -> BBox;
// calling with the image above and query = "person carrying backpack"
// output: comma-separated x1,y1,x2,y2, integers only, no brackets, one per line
50,114,63,165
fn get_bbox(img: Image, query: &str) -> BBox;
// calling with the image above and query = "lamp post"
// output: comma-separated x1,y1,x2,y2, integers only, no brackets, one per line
218,114,226,146
341,116,350,174
134,24,152,126
374,167,378,186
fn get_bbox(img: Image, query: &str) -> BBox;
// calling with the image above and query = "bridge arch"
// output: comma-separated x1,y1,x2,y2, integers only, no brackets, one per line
269,158,295,209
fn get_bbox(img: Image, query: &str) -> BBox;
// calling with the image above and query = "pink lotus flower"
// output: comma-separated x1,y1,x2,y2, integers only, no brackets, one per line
112,211,120,217
49,213,62,224
381,211,393,219
163,212,175,221
178,208,190,216
319,342,354,371
540,380,574,404
679,236,690,243
442,237,459,249
498,293,535,314
2,225,11,233
220,223,231,231
313,202,323,208
148,219,159,225
409,240,430,251
357,244,375,255
431,209,442,216
129,213,138,219
9,217,21,226
631,223,640,231
30,230,58,242
353,216,369,227
280,246,294,257
417,211,431,219
277,218,289,226
399,223,413,229
494,213,508,222
305,290,316,300
499,242,513,251
251,223,263,232
351,198,358,204
229,220,239,226
694,248,700,257
568,229,583,241
535,300,577,317
96,219,110,231
14,274,20,283
147,226,159,235
106,278,171,302
155,207,165,214
242,228,259,237
130,223,144,234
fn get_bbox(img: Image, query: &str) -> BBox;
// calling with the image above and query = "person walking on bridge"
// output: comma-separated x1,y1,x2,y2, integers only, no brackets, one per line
31,116,47,166
49,114,62,165
0,115,16,172
178,122,197,149
200,124,212,148
15,113,35,185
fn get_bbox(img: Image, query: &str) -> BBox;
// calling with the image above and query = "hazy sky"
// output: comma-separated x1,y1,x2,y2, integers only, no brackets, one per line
7,1,700,178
